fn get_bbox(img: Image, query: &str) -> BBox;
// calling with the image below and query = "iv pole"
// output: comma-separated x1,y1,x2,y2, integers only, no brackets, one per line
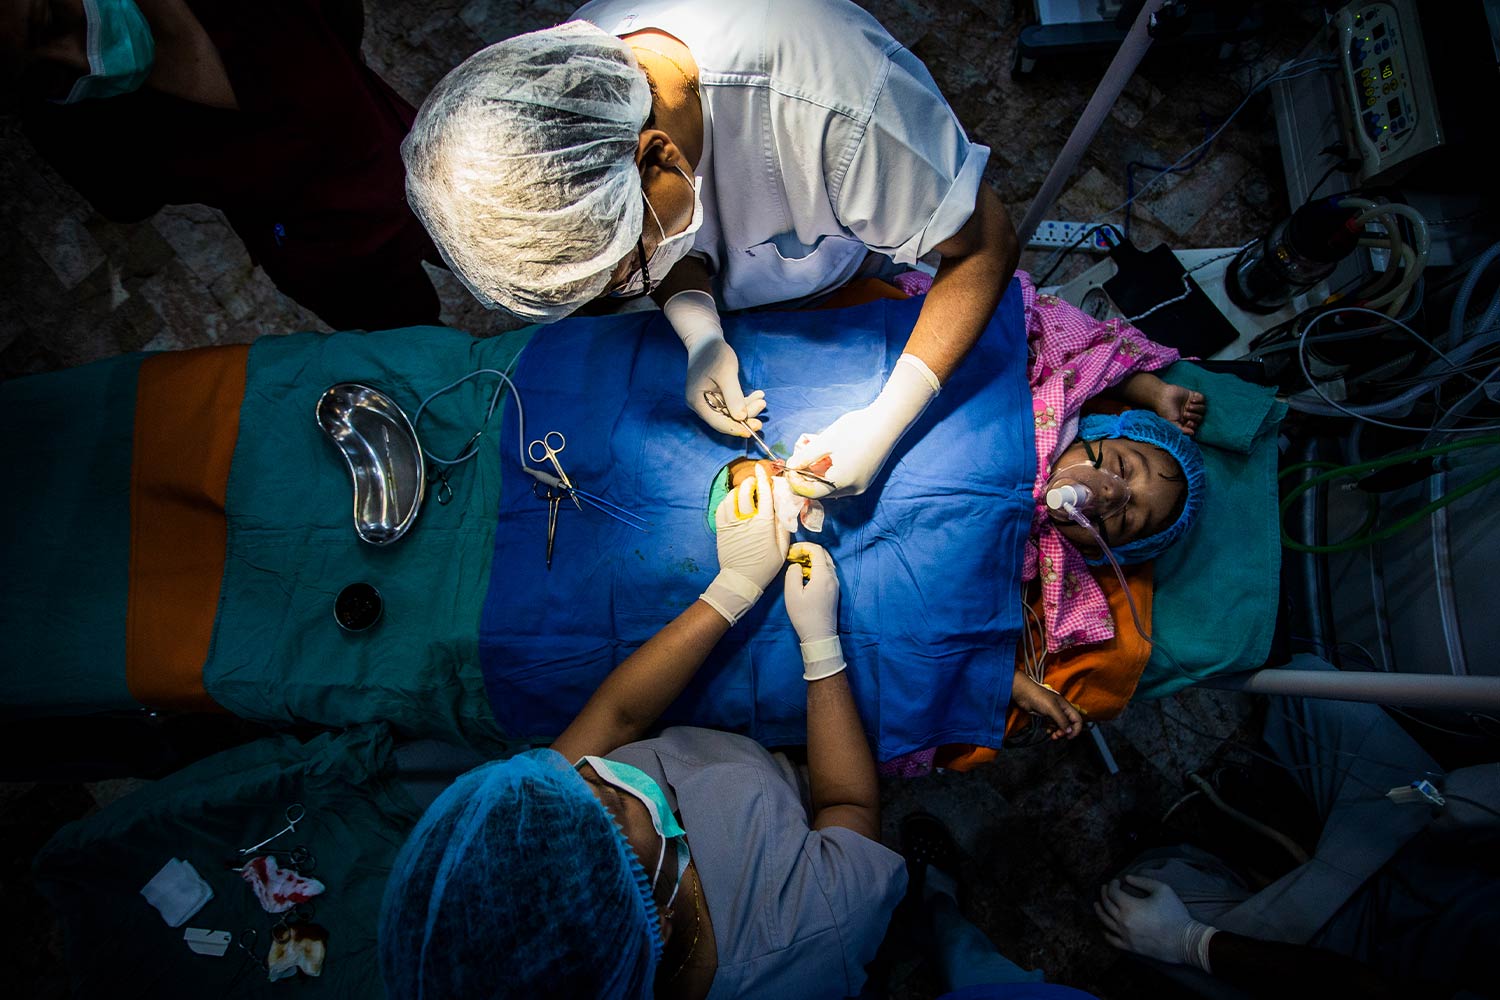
1016,0,1169,247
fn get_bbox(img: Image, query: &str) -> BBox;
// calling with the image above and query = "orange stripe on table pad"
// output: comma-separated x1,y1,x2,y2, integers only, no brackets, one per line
126,345,249,711
935,562,1155,771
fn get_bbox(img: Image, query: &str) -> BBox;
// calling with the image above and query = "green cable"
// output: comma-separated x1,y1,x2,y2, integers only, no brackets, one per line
1279,434,1500,553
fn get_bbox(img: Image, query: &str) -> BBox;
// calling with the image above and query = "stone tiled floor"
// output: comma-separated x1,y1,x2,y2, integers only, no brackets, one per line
1,1,1325,996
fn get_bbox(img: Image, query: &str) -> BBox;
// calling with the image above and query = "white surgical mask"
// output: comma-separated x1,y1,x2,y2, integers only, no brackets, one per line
613,165,703,297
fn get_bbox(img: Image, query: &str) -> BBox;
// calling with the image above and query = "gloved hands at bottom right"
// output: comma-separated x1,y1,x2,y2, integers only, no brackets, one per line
1094,875,1218,973
782,542,845,681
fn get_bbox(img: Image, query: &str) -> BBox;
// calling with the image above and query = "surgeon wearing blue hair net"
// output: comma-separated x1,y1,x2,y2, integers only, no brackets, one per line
380,464,907,1000
401,1,1019,500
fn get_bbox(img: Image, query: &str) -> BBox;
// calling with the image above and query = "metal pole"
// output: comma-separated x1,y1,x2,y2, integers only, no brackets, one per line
1202,664,1500,711
1016,0,1169,247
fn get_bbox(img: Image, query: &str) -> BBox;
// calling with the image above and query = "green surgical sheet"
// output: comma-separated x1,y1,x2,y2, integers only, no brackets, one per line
1138,363,1287,699
0,352,142,714
35,725,421,999
205,325,534,749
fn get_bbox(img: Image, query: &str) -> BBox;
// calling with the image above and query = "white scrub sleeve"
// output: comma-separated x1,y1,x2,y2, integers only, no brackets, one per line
831,47,991,266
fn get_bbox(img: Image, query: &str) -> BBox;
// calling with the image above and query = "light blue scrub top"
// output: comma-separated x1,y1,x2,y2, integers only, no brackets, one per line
608,726,907,999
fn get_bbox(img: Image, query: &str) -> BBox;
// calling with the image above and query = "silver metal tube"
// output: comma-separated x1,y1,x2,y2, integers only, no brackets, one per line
1367,541,1396,672
1429,470,1469,676
1203,666,1500,711
1016,0,1168,246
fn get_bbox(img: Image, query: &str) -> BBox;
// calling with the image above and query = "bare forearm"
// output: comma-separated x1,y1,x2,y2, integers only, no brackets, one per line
806,671,880,840
1207,932,1398,998
1104,371,1166,408
653,254,714,306
553,600,729,760
902,185,1018,382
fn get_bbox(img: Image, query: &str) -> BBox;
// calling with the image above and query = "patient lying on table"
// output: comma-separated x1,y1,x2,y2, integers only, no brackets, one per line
725,273,1211,741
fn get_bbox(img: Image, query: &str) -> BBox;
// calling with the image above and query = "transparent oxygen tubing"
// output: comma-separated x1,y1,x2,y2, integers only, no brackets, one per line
1061,502,1193,678
411,368,527,468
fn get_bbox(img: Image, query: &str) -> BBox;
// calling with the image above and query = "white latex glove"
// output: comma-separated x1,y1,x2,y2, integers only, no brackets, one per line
787,354,940,499
782,542,845,681
1094,875,1217,973
664,289,766,438
700,462,789,624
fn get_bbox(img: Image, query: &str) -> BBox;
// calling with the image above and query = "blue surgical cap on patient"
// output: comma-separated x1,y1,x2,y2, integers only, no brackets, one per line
378,748,661,1000
1077,410,1206,565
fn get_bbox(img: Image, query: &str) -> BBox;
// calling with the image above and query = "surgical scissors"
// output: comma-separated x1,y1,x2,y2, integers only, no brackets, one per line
533,481,563,569
271,902,317,942
238,803,306,856
224,928,260,994
700,388,837,491
528,431,582,510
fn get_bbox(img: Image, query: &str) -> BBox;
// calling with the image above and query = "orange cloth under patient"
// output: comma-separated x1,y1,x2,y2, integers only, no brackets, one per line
126,345,248,711
935,561,1155,771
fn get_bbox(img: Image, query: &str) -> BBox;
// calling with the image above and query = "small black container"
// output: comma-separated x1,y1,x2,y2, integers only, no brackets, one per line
335,583,383,632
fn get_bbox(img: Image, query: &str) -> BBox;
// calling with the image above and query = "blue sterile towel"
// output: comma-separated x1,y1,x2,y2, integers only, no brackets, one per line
479,286,1035,761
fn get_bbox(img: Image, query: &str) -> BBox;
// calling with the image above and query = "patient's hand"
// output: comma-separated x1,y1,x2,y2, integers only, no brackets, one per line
1119,373,1207,436
1154,381,1206,436
1011,671,1084,740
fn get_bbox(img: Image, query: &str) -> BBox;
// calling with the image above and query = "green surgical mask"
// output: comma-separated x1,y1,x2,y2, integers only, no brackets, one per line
577,755,690,906
60,0,156,104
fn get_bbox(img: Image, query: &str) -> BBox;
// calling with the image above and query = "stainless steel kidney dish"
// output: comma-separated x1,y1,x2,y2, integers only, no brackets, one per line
315,383,425,545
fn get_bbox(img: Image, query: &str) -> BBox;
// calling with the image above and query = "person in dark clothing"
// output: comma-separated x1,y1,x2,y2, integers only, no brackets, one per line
2,0,442,330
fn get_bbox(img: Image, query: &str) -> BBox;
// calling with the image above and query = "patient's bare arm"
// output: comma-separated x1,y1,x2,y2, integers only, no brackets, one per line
1011,668,1084,740
1106,373,1207,436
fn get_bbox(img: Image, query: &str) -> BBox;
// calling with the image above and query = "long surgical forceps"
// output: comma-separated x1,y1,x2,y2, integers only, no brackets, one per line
239,803,306,856
533,481,564,569
700,388,837,491
528,431,582,510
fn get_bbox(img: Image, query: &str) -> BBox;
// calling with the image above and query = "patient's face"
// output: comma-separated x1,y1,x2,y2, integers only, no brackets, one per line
1052,438,1185,552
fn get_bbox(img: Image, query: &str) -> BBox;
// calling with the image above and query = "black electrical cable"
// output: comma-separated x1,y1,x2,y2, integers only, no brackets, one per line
1035,224,1123,288
1305,158,1355,200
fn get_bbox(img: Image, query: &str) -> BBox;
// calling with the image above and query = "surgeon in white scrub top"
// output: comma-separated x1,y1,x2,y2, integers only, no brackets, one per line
401,0,1019,499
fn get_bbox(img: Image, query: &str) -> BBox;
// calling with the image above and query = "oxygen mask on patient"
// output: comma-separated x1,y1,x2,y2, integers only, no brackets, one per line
1042,439,1153,650
1044,440,1131,526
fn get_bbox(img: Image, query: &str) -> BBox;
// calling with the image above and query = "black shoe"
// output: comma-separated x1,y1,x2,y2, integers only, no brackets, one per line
899,811,968,908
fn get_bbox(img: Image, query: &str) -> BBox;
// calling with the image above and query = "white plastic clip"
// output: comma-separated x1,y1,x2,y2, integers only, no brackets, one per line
1385,779,1445,807
183,928,232,957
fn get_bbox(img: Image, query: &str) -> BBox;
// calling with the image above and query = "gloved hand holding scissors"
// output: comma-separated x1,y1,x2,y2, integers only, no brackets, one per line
787,354,941,499
664,289,767,437
700,462,789,624
783,542,845,681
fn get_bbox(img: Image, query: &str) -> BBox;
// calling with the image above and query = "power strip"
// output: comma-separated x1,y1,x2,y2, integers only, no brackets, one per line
1027,220,1115,251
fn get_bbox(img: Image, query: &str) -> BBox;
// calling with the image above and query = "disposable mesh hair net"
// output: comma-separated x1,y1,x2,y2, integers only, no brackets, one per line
402,21,652,323
1077,410,1206,565
378,748,661,1000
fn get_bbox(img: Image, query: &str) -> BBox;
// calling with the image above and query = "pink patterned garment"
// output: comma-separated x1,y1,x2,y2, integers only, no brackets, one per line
1018,272,1180,651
